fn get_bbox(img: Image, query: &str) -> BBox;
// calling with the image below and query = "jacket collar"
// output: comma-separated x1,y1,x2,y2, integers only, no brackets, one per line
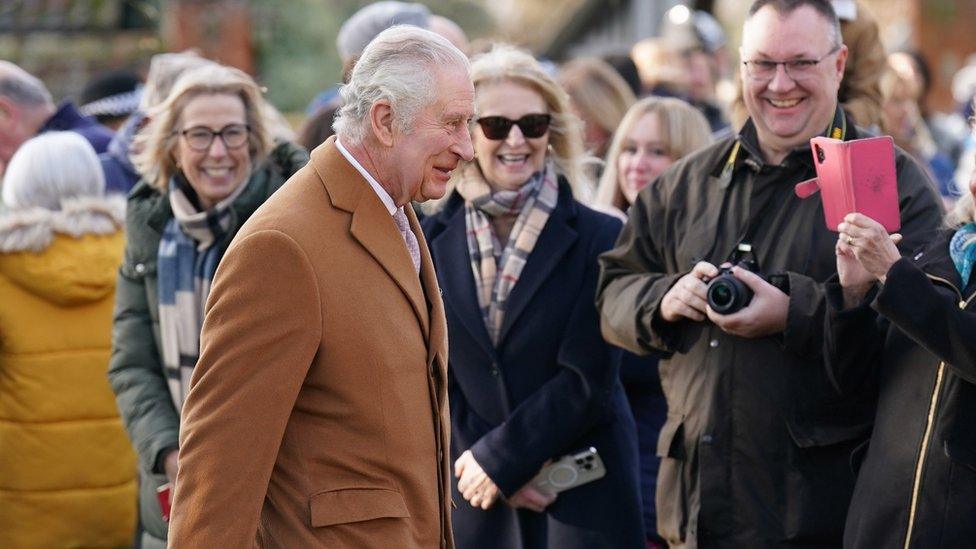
711,106,855,178
912,230,964,291
39,101,92,133
312,136,433,341
429,178,578,354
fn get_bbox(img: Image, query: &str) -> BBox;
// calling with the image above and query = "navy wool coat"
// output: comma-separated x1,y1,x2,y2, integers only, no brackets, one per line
422,181,644,549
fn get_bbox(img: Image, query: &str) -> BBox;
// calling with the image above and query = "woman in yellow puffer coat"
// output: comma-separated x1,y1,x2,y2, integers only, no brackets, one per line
0,132,136,548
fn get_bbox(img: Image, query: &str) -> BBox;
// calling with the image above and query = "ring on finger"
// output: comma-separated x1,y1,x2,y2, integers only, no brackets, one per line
846,235,855,245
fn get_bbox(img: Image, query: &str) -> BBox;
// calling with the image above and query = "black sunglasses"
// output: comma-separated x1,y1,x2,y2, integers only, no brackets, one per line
475,114,551,140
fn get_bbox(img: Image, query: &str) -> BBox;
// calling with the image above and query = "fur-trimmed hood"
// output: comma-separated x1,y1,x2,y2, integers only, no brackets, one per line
0,195,126,305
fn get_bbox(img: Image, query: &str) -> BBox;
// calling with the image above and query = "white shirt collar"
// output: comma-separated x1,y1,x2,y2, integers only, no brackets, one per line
335,138,398,216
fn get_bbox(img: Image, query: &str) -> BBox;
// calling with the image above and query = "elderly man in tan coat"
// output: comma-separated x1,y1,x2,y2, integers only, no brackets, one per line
168,26,474,548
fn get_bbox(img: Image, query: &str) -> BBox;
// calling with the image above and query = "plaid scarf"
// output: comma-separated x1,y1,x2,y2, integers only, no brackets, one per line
950,222,976,289
456,162,559,345
157,175,246,411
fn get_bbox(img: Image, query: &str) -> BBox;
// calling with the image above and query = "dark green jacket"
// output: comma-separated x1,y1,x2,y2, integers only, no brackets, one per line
596,116,944,548
108,141,308,544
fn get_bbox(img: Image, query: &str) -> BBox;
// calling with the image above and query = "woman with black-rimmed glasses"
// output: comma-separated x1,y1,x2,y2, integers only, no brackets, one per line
422,44,643,549
107,63,307,548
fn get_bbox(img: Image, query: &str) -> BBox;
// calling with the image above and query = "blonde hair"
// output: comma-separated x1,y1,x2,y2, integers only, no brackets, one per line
468,44,590,199
595,96,712,211
558,57,636,153
133,64,272,192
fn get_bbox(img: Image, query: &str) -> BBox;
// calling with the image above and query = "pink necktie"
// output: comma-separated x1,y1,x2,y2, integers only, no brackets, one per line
393,208,421,274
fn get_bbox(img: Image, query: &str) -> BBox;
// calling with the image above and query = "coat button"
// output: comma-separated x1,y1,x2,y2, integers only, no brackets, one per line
701,434,714,444
134,263,147,274
709,339,719,348
960,301,966,309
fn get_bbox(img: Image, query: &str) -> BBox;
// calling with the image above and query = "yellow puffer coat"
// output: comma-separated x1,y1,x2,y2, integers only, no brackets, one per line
0,196,136,548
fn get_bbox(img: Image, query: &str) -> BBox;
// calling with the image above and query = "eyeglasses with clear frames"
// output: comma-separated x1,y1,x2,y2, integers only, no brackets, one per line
741,45,841,81
177,124,251,151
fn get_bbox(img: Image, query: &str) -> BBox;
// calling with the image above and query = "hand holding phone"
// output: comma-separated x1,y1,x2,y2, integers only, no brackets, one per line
531,447,606,494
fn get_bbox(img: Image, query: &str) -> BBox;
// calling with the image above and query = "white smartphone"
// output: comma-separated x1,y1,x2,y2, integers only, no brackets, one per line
531,447,606,494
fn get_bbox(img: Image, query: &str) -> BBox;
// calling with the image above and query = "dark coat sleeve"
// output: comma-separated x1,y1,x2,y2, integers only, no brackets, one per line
875,257,976,383
822,277,885,395
471,215,625,496
780,150,944,359
596,181,685,356
108,244,180,476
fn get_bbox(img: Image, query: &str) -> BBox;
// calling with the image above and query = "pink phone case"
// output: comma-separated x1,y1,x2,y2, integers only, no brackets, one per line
795,135,901,232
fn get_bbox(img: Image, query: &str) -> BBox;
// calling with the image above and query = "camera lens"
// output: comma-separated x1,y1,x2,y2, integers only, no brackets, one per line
706,274,753,314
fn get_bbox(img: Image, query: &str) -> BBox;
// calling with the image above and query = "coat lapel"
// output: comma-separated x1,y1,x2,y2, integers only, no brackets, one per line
314,137,430,339
430,204,496,360
496,192,577,346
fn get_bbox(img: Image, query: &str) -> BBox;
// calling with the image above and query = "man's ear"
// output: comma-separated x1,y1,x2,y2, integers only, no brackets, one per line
834,44,849,80
369,100,396,147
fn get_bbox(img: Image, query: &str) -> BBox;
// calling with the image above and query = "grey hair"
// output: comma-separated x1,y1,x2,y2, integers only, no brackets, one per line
0,61,53,108
1,132,105,210
336,1,431,63
333,25,469,145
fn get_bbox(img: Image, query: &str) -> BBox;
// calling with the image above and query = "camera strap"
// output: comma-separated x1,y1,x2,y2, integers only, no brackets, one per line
719,107,848,267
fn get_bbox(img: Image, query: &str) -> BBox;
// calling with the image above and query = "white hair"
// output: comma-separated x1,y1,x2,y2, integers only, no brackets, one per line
1,132,105,210
333,25,469,145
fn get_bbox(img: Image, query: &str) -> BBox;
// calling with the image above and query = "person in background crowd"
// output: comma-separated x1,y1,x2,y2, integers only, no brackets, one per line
594,96,712,220
826,129,976,548
298,96,340,151
880,58,960,205
0,132,136,548
630,38,688,99
99,52,216,196
0,60,114,178
660,6,732,135
591,96,711,547
559,57,636,164
597,1,943,545
79,69,143,131
602,53,643,98
107,63,307,549
423,44,643,549
169,26,467,547
731,0,886,129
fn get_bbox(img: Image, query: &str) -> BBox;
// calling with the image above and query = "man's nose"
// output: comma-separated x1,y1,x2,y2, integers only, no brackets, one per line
454,126,474,161
767,63,797,92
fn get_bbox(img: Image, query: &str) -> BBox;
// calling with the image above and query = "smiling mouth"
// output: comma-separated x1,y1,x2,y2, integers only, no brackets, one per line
202,167,233,177
768,98,802,108
498,154,530,165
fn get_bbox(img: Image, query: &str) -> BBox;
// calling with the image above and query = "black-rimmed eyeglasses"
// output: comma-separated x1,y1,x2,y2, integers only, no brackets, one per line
741,45,841,81
177,124,250,151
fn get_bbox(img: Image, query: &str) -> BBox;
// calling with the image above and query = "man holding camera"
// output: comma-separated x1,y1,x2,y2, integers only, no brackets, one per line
596,0,942,546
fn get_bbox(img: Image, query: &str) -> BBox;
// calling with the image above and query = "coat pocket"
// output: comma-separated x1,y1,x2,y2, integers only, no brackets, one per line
309,487,410,527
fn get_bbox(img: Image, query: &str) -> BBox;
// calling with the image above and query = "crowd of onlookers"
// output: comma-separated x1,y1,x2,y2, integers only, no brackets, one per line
1,0,975,547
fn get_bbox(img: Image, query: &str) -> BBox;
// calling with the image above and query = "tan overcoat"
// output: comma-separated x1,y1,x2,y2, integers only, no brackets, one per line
168,137,453,548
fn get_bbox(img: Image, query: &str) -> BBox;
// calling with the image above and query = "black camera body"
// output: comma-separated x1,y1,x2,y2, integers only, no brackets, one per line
705,244,788,315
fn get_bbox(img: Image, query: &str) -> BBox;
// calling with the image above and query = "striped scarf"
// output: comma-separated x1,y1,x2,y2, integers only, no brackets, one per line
456,162,558,345
157,175,246,411
950,222,976,289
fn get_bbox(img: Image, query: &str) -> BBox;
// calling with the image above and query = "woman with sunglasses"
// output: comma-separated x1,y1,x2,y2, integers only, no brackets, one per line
107,64,307,548
423,45,644,549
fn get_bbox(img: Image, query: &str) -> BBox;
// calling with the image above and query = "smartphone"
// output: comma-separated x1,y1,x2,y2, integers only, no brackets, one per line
531,447,606,494
157,483,172,522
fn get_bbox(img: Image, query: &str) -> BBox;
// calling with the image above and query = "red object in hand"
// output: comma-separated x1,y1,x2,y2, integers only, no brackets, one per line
157,483,172,522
